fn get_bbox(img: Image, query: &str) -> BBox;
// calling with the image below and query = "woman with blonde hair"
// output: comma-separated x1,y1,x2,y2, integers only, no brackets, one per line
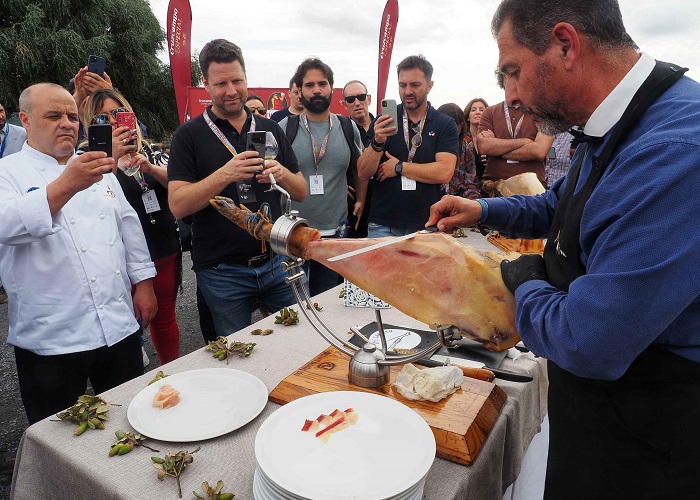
81,88,181,365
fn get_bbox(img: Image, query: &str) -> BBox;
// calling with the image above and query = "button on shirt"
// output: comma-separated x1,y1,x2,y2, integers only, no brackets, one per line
0,145,156,355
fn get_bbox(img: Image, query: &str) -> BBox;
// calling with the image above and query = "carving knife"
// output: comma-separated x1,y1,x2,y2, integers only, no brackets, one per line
416,355,534,383
327,226,438,262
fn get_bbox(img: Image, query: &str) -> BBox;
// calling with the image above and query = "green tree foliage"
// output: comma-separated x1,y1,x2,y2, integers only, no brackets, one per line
0,0,195,140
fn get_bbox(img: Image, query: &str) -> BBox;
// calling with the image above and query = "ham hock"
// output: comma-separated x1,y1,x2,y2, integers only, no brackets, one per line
210,197,520,351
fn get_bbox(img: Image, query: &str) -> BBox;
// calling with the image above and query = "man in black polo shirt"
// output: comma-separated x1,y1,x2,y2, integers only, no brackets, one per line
168,39,307,337
357,55,457,237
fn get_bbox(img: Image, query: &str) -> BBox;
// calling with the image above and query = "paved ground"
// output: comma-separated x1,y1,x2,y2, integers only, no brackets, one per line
0,252,219,498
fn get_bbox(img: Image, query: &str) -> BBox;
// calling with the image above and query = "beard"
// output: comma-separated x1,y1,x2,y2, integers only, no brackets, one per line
522,60,579,135
301,93,331,114
402,93,426,111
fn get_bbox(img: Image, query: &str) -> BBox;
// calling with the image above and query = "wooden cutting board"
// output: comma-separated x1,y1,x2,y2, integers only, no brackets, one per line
487,233,545,254
269,346,507,465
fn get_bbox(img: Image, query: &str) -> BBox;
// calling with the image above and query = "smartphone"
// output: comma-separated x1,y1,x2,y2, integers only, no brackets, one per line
246,131,266,171
87,55,106,78
381,98,398,127
116,112,137,145
88,124,112,157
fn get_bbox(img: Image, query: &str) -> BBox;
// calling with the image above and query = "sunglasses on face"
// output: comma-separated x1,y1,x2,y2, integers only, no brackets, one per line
344,93,367,104
250,107,267,114
93,107,127,125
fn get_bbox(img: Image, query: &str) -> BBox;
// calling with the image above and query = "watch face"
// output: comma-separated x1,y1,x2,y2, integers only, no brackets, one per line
394,162,403,174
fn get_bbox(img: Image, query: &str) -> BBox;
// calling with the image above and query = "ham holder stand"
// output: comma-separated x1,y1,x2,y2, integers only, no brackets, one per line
266,177,462,388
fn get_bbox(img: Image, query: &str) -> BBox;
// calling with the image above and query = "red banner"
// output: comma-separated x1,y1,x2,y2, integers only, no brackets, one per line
376,0,399,115
167,0,192,124
186,87,349,120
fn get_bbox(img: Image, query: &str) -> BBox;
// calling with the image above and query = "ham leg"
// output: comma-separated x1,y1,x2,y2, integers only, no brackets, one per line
210,197,519,351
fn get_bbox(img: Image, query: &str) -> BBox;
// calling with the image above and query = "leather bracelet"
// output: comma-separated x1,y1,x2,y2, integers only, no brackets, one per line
370,139,385,152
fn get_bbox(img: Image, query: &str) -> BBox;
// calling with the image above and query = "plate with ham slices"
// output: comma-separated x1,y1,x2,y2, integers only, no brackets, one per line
127,368,268,442
254,391,435,500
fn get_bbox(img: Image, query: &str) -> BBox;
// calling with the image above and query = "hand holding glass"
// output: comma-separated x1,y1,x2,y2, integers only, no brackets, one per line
265,131,279,161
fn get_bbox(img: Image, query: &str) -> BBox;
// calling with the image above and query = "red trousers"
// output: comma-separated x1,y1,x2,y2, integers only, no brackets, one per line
147,252,181,363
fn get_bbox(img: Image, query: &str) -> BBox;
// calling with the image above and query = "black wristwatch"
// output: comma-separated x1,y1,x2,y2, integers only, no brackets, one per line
394,161,404,175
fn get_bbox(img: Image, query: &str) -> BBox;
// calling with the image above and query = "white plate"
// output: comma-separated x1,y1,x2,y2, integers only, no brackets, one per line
255,391,435,500
127,368,268,442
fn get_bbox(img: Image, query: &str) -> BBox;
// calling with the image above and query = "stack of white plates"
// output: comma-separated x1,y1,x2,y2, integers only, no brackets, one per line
254,391,436,500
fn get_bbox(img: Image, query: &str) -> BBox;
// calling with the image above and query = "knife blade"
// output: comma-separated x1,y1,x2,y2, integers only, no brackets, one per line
428,354,533,383
327,226,438,262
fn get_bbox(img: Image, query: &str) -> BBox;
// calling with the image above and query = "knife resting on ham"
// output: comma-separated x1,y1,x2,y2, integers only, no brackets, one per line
210,196,520,351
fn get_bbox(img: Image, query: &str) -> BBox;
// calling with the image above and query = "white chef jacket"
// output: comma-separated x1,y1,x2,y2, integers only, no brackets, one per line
0,144,156,355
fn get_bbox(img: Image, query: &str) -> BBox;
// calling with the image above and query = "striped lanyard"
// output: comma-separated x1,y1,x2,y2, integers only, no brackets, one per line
402,108,426,163
503,101,523,138
203,109,256,157
299,112,332,173
0,123,8,158
133,170,149,192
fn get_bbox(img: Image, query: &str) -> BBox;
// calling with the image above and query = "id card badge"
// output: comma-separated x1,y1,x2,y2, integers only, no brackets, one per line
236,180,257,203
506,159,520,164
142,190,161,213
310,175,324,195
401,175,417,191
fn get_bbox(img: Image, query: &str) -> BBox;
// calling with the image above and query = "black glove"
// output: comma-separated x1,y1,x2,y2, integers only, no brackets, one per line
500,254,548,294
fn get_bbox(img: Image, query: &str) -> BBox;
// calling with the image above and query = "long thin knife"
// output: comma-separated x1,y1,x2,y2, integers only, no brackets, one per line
424,354,534,383
327,226,437,262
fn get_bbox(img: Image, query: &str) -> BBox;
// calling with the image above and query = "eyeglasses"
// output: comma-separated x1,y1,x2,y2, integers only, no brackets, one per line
93,107,127,125
411,123,422,148
250,107,267,115
344,93,368,104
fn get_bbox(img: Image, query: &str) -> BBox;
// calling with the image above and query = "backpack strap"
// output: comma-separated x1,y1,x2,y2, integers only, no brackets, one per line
337,115,360,191
285,113,300,145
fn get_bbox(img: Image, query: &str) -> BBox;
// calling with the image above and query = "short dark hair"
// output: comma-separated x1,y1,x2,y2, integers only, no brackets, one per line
492,0,637,55
396,55,433,81
292,58,334,88
495,66,505,89
199,39,246,78
288,77,296,91
246,94,263,103
437,103,466,141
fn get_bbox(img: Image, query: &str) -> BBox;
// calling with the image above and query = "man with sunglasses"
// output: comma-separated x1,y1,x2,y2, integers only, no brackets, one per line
342,81,374,145
357,55,457,238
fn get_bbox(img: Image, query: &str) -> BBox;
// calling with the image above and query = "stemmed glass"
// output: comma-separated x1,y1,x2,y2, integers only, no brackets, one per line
265,131,279,161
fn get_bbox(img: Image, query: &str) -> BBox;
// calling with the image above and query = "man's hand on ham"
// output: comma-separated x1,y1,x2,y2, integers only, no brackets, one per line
426,196,482,232
500,254,548,294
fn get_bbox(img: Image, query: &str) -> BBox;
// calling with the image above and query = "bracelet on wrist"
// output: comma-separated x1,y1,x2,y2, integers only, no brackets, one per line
370,139,385,152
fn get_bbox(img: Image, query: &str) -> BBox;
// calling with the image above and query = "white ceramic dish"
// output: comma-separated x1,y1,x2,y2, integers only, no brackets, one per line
255,391,435,500
127,367,268,442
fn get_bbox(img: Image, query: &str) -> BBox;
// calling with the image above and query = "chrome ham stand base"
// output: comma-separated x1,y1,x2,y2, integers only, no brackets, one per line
267,198,461,389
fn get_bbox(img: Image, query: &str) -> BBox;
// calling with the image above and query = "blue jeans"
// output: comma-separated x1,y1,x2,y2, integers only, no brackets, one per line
367,223,414,238
196,254,297,337
303,223,346,297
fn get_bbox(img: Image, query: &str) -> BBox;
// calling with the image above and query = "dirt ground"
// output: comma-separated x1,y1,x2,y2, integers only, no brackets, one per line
0,252,224,498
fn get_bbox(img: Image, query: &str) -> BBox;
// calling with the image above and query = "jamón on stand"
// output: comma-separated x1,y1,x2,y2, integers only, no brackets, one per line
210,196,520,351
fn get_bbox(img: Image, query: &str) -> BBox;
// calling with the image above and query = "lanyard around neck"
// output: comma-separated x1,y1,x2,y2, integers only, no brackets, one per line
402,107,426,163
503,101,523,138
0,123,9,158
203,109,256,157
299,112,332,173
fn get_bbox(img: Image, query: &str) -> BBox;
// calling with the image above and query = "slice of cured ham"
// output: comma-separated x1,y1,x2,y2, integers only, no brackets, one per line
210,197,519,351
152,384,181,409
301,408,359,443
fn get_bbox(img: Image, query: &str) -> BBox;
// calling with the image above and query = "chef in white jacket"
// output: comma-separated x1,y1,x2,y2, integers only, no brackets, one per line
0,83,157,424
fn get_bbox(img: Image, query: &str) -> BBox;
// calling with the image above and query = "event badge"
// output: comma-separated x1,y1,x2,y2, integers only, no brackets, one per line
142,190,161,213
401,175,416,191
506,160,520,164
310,175,324,195
237,180,257,203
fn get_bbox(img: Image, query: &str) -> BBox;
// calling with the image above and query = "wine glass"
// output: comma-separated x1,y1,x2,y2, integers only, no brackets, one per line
118,153,140,176
265,131,278,161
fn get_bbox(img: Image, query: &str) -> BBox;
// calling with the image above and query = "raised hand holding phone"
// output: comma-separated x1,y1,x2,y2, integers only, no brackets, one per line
115,112,139,176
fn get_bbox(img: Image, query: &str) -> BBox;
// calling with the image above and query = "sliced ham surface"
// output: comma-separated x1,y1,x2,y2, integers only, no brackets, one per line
152,384,181,409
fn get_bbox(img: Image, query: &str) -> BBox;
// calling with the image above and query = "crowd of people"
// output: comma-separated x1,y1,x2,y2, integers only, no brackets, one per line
1,0,699,496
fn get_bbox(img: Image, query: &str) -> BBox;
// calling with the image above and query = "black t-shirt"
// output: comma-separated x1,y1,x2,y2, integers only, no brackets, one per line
366,104,458,230
270,107,292,123
167,107,299,271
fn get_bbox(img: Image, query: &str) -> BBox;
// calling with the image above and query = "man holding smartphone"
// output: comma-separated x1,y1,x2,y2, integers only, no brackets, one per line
0,83,157,424
168,39,306,338
357,55,458,237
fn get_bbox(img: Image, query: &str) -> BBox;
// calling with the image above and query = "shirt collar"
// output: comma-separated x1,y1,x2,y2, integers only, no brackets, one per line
24,142,78,166
205,105,253,129
584,52,655,137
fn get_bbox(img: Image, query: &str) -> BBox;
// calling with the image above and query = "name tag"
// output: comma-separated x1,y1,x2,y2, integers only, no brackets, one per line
401,175,416,191
236,180,257,203
142,190,161,213
506,160,520,164
310,174,324,195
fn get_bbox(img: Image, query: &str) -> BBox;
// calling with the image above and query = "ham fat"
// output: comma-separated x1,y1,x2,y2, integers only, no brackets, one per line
210,197,519,350
152,384,180,409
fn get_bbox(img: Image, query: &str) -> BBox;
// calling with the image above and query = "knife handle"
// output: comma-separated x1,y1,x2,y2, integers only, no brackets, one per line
458,366,495,383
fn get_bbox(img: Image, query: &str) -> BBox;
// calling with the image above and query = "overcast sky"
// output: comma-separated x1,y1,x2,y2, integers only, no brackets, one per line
149,0,699,110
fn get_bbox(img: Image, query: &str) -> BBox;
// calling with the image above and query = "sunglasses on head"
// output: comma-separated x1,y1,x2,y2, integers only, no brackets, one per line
344,93,367,104
93,107,127,125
